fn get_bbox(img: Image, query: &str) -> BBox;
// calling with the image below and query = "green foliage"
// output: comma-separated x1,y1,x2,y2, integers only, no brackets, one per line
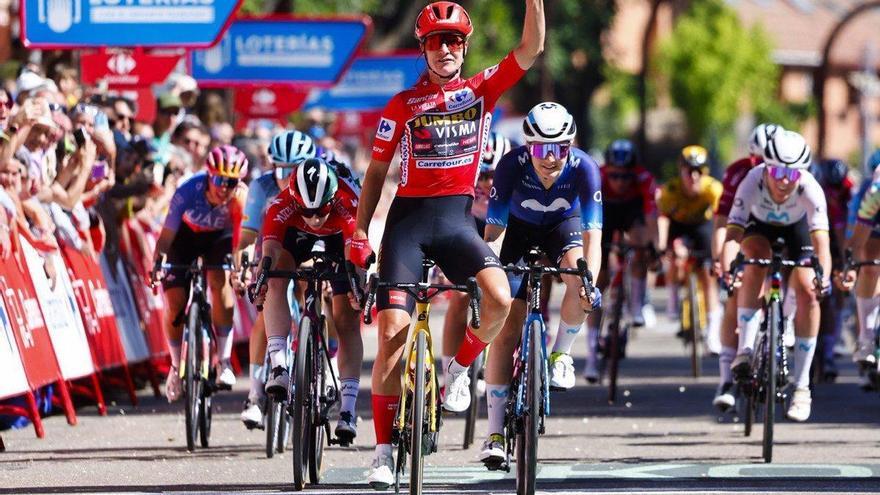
590,64,644,151
292,0,386,15
655,0,779,157
462,2,521,76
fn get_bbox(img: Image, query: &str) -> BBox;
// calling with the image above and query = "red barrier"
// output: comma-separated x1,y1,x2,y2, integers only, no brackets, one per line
0,248,77,428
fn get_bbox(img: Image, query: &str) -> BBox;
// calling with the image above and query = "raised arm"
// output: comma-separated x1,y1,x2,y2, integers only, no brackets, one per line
513,0,546,69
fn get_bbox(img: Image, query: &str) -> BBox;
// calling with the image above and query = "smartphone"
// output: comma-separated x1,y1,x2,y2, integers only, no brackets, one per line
73,127,90,148
91,161,107,181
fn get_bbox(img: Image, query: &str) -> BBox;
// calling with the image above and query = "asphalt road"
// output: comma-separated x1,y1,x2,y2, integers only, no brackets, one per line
3,289,880,494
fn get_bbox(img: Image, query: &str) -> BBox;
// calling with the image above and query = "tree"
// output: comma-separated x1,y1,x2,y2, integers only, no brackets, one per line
654,0,779,158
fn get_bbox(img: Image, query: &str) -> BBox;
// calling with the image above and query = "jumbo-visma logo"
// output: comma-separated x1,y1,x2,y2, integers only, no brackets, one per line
37,0,216,34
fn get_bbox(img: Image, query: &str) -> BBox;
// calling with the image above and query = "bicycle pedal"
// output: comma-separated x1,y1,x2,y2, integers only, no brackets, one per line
549,385,567,392
483,459,505,471
215,382,232,392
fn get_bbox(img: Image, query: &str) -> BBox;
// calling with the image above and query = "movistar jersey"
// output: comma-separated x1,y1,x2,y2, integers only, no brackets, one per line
487,146,603,230
242,171,281,234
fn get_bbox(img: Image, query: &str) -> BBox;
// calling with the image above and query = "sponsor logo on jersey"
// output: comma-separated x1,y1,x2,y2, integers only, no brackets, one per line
415,157,472,169
407,101,483,159
406,94,434,105
593,190,602,203
376,118,396,141
520,198,572,213
445,88,475,112
483,64,500,79
272,204,296,224
765,211,790,224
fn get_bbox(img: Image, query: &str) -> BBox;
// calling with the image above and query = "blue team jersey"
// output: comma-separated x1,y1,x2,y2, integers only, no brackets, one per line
487,146,603,230
163,172,247,234
242,171,282,233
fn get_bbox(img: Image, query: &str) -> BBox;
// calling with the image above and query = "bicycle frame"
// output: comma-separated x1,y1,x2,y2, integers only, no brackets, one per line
396,298,439,440
514,273,550,421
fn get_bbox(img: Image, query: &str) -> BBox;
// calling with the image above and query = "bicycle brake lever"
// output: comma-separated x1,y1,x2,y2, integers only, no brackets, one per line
467,277,481,329
362,273,379,325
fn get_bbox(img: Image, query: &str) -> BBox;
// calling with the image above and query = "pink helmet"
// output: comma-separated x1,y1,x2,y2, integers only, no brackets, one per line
205,145,248,179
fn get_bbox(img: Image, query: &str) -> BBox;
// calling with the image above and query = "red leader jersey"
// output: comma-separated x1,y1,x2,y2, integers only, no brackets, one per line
262,179,359,243
600,165,658,215
371,52,526,198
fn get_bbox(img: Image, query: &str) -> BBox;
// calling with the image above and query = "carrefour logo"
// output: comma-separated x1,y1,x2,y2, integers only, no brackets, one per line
376,118,396,142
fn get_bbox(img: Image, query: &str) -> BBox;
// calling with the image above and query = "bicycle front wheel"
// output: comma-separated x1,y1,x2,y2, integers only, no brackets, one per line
198,325,213,448
308,320,328,484
463,351,483,449
266,396,282,458
409,331,428,495
516,320,541,495
184,304,201,452
763,300,779,463
292,317,312,491
688,272,703,378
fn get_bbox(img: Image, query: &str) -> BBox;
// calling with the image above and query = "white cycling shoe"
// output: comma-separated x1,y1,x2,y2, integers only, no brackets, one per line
240,399,264,430
367,451,395,490
853,341,877,366
549,352,575,390
712,382,735,411
442,363,471,413
216,363,236,389
479,433,505,466
786,388,812,422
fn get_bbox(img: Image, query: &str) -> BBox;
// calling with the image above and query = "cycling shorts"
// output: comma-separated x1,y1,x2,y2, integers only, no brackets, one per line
162,224,232,290
474,217,487,238
500,215,583,301
279,228,350,296
742,215,813,260
377,195,501,312
602,198,645,238
668,219,712,261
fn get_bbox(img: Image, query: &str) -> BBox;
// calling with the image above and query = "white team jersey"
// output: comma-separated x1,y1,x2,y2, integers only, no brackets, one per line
727,165,829,232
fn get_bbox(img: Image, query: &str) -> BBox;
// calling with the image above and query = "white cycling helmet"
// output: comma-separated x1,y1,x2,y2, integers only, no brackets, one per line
748,123,782,157
763,130,811,170
522,102,576,143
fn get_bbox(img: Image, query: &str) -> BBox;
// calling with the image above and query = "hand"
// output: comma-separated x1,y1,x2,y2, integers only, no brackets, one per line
579,285,602,312
836,268,857,292
250,281,269,308
815,277,832,299
347,291,361,311
347,234,373,269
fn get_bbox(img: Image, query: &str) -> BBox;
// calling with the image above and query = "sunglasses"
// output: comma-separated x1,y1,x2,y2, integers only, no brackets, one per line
608,172,633,181
301,204,331,218
423,33,466,51
161,107,181,115
529,143,570,160
767,166,801,182
210,175,239,189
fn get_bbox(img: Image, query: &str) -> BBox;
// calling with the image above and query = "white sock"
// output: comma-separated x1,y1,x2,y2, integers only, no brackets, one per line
856,297,880,343
737,307,762,354
441,355,452,386
719,346,736,384
216,325,234,362
267,336,287,369
375,443,392,458
630,277,646,317
552,319,582,355
169,342,181,368
339,378,360,415
248,363,264,400
448,358,467,375
485,384,508,436
793,336,817,389
586,327,599,363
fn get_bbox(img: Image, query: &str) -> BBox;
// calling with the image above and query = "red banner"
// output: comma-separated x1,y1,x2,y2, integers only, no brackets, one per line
120,220,168,358
81,51,182,88
234,86,310,119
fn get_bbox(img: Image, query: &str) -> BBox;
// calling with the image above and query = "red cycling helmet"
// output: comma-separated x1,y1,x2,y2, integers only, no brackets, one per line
414,2,473,40
205,145,249,179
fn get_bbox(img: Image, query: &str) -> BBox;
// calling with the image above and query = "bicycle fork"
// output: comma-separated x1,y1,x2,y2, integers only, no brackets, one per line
395,302,439,445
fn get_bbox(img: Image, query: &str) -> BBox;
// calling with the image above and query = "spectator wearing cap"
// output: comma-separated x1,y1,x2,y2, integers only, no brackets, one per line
151,93,182,165
171,119,209,172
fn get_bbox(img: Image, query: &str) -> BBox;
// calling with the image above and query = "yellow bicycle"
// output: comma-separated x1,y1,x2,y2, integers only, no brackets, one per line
363,258,480,495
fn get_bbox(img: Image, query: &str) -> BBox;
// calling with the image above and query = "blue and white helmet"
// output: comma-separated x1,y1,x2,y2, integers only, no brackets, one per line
522,102,576,143
269,130,316,165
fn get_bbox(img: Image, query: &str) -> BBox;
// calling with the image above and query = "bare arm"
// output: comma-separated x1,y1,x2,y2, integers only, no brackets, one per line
720,225,744,274
810,230,832,283
512,0,545,69
354,159,392,238
583,229,602,280
153,227,177,263
711,215,727,261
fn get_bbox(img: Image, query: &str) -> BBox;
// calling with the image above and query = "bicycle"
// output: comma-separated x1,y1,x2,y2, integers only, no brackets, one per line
596,241,634,404
727,243,822,463
842,250,880,389
489,248,594,495
249,251,353,491
362,258,481,495
152,255,235,452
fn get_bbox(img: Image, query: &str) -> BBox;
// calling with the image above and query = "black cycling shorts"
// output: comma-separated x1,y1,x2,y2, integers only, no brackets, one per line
162,224,232,290
500,215,583,301
668,219,712,261
742,215,813,260
602,198,645,239
377,195,501,312
280,228,350,296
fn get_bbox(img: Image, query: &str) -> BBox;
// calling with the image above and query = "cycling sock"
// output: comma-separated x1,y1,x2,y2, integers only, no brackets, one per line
371,394,399,445
375,443,392,458
215,325,234,362
339,378,360,415
586,327,599,362
551,319,582,355
629,277,646,316
169,342,181,368
248,364,264,400
441,356,452,386
485,384,508,435
737,307,762,354
793,336,817,389
453,327,487,368
856,297,880,343
267,336,287,369
719,346,736,384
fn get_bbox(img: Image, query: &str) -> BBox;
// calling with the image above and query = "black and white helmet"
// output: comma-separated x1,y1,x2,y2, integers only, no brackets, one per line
291,158,338,210
522,102,576,143
269,130,316,165
763,130,811,170
748,123,781,157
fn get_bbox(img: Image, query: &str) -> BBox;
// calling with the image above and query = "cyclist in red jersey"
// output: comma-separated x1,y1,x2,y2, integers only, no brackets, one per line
709,123,780,410
347,1,545,489
583,139,658,382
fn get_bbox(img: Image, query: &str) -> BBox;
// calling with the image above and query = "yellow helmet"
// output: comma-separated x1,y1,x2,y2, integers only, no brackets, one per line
680,145,708,171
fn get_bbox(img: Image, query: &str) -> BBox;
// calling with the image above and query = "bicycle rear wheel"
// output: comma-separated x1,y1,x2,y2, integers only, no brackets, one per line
308,321,328,484
606,283,624,404
763,301,779,463
198,327,213,449
688,272,702,378
266,396,282,458
277,406,290,454
516,320,541,495
184,305,201,452
292,317,312,491
409,331,427,495
462,351,483,449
